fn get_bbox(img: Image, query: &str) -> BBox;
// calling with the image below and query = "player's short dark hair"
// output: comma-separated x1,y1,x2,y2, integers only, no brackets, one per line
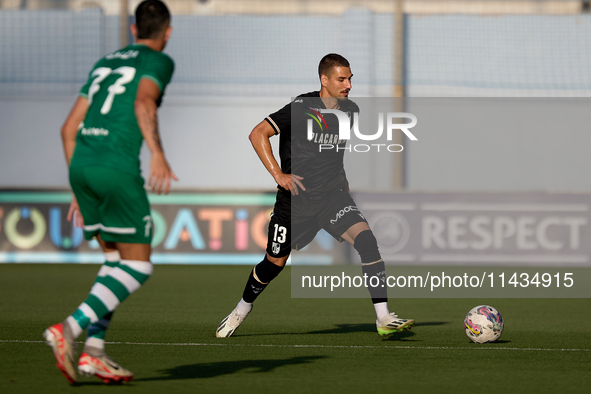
318,53,350,79
135,0,171,39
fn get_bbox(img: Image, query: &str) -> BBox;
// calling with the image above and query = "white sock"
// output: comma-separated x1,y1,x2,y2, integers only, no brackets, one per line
84,337,105,350
374,302,390,320
97,251,121,277
66,315,83,339
236,298,253,316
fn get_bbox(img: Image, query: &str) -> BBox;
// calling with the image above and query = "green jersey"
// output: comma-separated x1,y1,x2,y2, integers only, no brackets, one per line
70,44,175,176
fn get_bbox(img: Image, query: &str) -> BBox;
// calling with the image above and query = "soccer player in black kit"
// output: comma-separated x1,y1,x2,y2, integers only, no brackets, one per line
216,54,414,339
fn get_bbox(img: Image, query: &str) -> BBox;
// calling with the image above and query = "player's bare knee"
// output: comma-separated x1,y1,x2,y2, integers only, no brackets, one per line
115,243,151,262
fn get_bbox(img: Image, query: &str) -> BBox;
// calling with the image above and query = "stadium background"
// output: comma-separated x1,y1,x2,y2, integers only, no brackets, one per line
1,0,591,266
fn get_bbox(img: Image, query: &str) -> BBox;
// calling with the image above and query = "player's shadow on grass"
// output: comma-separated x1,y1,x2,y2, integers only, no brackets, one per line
307,324,416,341
303,321,448,340
135,355,327,381
414,322,449,327
305,323,386,335
237,322,448,340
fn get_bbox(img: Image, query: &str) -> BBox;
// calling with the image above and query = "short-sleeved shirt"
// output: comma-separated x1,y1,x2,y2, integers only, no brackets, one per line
265,91,359,196
70,44,175,176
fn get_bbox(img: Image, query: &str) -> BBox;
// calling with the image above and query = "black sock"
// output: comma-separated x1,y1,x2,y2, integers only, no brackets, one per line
362,262,388,304
242,256,285,303
354,230,388,303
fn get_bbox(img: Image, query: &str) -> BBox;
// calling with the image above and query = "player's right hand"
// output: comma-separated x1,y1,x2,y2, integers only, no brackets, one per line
275,173,305,195
149,153,178,195
66,194,84,228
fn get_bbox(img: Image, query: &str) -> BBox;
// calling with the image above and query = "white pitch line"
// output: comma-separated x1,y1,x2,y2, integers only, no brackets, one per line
2,339,589,352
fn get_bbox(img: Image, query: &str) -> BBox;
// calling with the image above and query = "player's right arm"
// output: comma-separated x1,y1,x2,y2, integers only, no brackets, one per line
61,96,89,228
134,78,178,195
61,96,88,166
248,120,305,195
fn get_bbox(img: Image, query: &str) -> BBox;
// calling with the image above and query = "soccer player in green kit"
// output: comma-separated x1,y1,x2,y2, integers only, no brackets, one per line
43,0,176,384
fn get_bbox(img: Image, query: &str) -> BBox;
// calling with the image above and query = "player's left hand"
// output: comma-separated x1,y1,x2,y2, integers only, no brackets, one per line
149,153,179,195
66,194,84,228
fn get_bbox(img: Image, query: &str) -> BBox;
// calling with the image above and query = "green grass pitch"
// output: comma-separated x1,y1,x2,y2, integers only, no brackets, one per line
1,264,589,393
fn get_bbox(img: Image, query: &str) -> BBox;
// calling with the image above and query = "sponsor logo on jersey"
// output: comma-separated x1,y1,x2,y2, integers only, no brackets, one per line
309,132,345,145
305,108,328,132
305,107,349,147
80,127,109,136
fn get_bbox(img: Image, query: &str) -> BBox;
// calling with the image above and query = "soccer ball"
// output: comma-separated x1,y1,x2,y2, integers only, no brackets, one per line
464,305,504,343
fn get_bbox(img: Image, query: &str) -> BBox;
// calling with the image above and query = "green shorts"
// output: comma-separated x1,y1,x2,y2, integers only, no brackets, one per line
69,166,152,244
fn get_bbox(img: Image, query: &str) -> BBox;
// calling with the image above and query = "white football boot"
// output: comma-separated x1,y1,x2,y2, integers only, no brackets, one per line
216,307,249,338
43,323,77,383
78,351,133,383
376,312,415,339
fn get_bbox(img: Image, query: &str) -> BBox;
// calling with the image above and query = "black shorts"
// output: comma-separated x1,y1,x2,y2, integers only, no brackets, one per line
265,189,367,257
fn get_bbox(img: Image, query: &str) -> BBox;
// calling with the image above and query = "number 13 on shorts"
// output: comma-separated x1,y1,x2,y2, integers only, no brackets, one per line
273,224,287,244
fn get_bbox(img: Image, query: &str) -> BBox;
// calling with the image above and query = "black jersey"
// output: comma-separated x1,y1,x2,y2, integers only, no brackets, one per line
265,91,359,196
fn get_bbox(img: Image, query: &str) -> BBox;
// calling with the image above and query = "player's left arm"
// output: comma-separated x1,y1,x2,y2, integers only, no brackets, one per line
135,77,178,195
